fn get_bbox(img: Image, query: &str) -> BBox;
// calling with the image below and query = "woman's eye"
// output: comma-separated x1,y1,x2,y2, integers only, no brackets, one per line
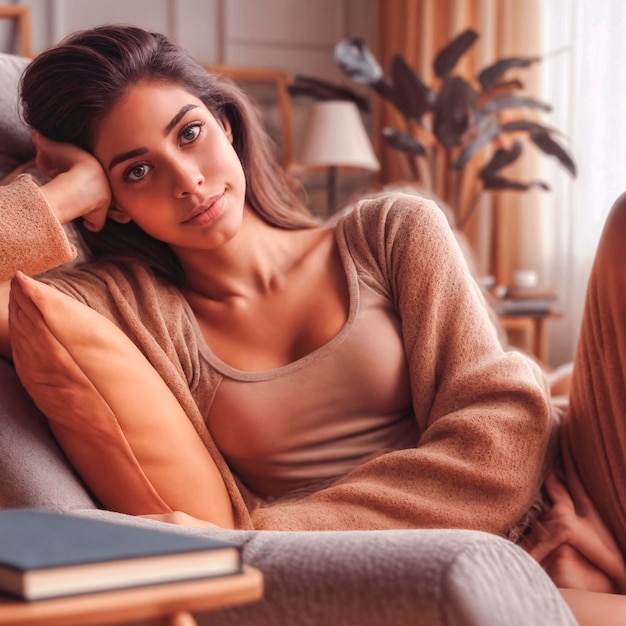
180,122,203,145
124,163,152,183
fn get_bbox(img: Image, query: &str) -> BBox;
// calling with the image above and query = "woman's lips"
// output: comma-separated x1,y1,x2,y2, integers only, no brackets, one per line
183,192,225,226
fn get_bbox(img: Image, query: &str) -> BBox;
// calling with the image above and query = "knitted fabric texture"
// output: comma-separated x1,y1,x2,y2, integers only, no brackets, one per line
0,175,75,281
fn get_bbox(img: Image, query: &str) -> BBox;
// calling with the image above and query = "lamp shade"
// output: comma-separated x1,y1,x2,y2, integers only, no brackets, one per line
298,100,380,171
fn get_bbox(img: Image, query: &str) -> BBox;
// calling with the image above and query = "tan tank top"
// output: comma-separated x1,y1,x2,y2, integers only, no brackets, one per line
203,272,417,501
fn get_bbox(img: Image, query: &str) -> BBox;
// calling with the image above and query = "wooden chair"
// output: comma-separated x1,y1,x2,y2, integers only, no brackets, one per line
206,65,293,170
0,6,31,57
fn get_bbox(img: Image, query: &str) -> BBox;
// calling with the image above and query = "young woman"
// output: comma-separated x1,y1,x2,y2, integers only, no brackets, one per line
0,26,552,539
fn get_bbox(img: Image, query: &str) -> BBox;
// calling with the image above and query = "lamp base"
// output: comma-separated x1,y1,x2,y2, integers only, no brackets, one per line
327,165,338,216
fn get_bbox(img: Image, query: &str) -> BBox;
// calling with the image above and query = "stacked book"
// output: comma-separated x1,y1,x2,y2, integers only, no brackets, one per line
492,287,558,316
0,509,242,601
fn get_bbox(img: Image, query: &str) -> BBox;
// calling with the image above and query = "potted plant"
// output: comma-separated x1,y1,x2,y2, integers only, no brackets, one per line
334,29,576,229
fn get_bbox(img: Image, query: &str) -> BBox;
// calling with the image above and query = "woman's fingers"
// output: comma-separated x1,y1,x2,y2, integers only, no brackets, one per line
32,131,62,177
31,132,113,229
32,132,78,174
527,475,591,564
542,544,618,594
34,140,113,228
82,207,110,232
545,473,575,510
529,473,626,591
528,520,568,563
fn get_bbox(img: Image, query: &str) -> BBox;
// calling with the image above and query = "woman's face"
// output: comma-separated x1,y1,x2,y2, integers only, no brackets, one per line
92,80,247,253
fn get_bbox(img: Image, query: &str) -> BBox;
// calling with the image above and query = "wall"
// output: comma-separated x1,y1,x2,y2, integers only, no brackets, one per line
1,0,373,75
0,0,377,214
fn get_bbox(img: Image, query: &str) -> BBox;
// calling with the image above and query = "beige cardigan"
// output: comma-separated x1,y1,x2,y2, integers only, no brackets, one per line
1,174,552,536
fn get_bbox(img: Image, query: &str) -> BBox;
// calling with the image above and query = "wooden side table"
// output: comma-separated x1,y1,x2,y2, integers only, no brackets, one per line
0,566,262,626
498,311,562,364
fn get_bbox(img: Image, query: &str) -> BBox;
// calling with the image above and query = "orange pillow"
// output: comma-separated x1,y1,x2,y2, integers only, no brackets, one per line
9,273,232,525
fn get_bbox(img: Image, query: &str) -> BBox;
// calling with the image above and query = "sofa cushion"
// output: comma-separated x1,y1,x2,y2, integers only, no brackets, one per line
0,53,34,180
0,356,96,510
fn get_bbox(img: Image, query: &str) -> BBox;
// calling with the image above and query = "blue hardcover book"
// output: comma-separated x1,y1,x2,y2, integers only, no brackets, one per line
0,509,242,601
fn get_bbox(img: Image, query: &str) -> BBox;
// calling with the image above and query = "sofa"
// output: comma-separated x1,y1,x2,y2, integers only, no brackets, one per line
0,51,578,625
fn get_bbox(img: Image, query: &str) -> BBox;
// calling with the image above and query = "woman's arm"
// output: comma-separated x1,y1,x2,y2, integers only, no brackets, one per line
251,195,552,532
0,135,111,359
31,132,111,231
560,589,626,626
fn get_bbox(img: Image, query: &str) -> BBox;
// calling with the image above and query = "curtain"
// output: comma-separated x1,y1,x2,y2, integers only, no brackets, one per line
373,0,544,282
374,0,625,367
539,0,626,365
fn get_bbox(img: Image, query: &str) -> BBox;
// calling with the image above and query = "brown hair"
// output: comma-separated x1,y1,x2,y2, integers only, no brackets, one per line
20,24,316,285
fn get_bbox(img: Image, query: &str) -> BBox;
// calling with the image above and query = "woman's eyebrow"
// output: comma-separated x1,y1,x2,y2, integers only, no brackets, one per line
164,104,199,135
108,104,201,171
108,147,148,171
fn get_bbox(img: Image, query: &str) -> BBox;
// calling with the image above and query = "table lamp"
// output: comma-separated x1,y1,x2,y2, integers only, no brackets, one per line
298,100,380,214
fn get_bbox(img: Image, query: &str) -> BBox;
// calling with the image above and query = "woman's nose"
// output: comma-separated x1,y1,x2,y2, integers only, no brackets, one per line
173,160,204,198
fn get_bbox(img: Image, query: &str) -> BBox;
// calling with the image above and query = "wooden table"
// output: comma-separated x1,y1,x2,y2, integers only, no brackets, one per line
0,566,263,626
498,310,562,364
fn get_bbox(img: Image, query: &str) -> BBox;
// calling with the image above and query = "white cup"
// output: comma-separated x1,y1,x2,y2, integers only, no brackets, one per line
513,269,538,289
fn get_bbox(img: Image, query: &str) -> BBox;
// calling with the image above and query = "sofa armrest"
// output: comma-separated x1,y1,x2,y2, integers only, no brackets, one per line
73,510,578,626
0,347,576,624
0,356,96,510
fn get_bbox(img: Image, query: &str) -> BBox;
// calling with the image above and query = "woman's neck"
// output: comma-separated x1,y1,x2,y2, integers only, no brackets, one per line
175,208,322,302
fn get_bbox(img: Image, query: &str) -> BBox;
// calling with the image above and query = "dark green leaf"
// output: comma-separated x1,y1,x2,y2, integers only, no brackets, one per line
485,79,525,92
479,142,523,179
372,78,397,103
389,55,435,121
501,120,561,135
433,29,479,78
433,76,478,147
478,56,541,91
382,128,427,156
334,39,383,85
480,94,552,116
288,75,371,112
530,130,577,177
482,175,550,191
453,117,501,168
366,79,416,127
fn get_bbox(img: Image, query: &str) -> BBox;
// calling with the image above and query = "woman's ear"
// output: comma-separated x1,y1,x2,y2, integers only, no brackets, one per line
107,204,132,224
219,116,233,143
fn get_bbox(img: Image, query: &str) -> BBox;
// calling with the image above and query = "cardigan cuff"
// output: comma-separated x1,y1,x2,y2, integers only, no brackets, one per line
0,174,77,282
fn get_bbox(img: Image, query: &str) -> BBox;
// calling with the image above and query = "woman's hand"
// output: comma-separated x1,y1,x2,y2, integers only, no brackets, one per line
33,132,112,231
526,473,626,593
541,543,618,594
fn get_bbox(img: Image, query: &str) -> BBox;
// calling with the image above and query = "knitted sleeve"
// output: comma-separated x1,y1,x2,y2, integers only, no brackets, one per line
251,194,552,535
0,174,76,281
